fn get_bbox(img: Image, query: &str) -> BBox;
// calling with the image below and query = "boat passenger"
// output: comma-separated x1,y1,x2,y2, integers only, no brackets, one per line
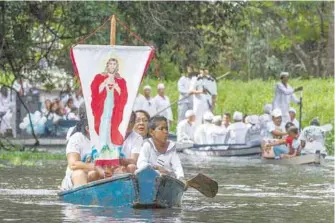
61,116,104,190
133,110,150,139
299,118,327,155
207,115,227,145
222,112,231,130
142,85,157,118
153,83,173,127
259,104,272,137
245,115,261,142
194,111,215,144
265,126,300,159
177,69,192,123
288,107,300,129
177,110,196,143
120,111,144,173
225,111,248,144
137,116,184,180
272,71,301,123
132,93,146,112
262,108,287,158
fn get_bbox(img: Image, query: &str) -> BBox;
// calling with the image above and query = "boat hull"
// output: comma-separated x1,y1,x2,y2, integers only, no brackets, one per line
183,144,261,157
58,166,185,208
261,153,322,165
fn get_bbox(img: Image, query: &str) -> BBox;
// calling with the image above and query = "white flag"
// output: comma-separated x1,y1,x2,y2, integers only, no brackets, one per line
71,45,154,152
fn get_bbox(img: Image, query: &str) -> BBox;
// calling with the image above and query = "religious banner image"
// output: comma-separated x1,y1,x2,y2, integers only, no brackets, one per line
71,45,154,165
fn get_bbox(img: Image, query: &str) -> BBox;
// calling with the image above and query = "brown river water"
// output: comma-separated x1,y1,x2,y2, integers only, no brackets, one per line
0,154,334,223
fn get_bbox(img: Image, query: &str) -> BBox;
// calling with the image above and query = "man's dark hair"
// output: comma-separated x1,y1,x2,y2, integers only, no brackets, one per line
287,126,299,135
310,118,320,126
285,122,295,131
224,112,231,118
148,115,167,131
135,110,150,120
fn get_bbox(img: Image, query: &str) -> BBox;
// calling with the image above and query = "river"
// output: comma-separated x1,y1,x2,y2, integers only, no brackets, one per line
0,154,333,222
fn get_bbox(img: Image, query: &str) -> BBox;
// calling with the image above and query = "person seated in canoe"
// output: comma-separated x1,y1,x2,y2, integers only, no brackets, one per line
60,113,104,190
137,116,184,180
177,110,196,143
133,110,150,139
194,111,215,147
118,111,144,173
207,115,227,146
262,108,287,158
225,111,249,144
264,126,300,159
259,104,272,138
299,118,327,155
288,107,300,130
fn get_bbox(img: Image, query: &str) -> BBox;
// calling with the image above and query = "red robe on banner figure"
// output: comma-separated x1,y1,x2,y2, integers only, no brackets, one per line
90,58,128,149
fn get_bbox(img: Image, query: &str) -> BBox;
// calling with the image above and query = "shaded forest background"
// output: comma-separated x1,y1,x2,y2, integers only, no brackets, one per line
0,1,334,89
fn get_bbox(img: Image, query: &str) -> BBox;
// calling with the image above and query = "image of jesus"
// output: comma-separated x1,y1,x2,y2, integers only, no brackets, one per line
90,58,128,149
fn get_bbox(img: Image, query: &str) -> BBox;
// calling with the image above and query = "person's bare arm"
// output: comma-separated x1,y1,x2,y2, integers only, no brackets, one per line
67,152,95,173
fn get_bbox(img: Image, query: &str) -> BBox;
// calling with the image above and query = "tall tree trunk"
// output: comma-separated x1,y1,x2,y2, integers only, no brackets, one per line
326,3,334,77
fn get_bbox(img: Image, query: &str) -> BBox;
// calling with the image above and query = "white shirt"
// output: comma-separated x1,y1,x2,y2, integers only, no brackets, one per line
153,95,173,121
266,121,286,139
189,76,207,106
177,119,195,142
66,132,92,160
137,139,184,179
272,82,299,114
259,113,272,137
194,123,215,144
299,126,326,154
207,125,227,144
204,75,217,105
142,97,157,117
133,94,146,112
226,122,249,144
73,96,84,109
122,131,143,158
177,76,191,104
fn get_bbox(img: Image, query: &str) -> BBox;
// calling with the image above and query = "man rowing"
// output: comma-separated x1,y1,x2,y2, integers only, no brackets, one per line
272,71,302,123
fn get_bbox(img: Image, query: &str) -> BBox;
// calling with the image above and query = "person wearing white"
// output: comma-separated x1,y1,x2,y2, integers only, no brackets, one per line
194,111,215,144
177,110,196,142
122,131,143,159
153,83,173,126
207,115,227,146
0,86,14,135
177,72,192,123
266,109,287,140
222,112,231,130
133,93,146,112
288,107,300,129
141,85,157,117
189,69,210,127
204,69,218,112
299,118,327,155
225,111,249,144
245,115,261,142
259,104,272,137
137,116,184,179
272,72,301,123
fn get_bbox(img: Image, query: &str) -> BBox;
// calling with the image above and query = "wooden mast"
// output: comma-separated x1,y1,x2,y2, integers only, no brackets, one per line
110,15,116,45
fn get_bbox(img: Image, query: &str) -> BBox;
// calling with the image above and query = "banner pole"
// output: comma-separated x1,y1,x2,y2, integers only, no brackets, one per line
110,15,116,45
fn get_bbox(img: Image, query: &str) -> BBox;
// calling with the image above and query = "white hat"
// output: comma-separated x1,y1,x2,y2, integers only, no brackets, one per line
185,110,195,118
263,104,272,114
233,111,243,121
246,115,259,125
212,115,222,123
203,111,214,121
289,107,296,114
280,72,289,77
143,85,151,90
271,108,282,117
157,83,165,89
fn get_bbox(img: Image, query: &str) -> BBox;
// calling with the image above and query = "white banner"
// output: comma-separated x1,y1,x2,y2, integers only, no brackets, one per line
71,45,154,152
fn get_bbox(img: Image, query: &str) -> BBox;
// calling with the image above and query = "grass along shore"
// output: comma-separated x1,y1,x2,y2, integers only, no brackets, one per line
141,78,334,154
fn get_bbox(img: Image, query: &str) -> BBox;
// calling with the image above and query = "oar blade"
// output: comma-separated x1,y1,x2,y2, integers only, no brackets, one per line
187,173,218,198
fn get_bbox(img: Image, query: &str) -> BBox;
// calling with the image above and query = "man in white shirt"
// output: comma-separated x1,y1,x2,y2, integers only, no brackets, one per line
121,112,144,173
189,69,210,127
133,93,146,112
204,69,218,112
222,112,231,130
177,71,191,123
288,107,300,129
259,104,272,137
207,115,227,145
141,85,156,118
272,72,302,123
194,111,215,144
226,111,249,144
177,110,196,142
153,83,173,126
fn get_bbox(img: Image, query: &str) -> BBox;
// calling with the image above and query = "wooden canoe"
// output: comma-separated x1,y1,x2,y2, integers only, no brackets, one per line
261,153,323,165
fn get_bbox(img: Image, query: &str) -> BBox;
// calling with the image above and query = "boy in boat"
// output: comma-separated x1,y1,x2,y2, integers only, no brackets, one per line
265,126,300,159
137,116,184,180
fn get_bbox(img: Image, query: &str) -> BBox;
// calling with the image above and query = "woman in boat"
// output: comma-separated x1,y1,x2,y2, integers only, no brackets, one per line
90,58,128,150
133,110,150,139
61,107,104,190
137,116,184,180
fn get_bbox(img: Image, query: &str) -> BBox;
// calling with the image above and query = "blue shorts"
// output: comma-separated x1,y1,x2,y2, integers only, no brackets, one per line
273,145,289,159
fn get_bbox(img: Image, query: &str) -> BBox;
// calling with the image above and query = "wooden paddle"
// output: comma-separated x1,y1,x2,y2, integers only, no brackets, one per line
186,173,218,198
